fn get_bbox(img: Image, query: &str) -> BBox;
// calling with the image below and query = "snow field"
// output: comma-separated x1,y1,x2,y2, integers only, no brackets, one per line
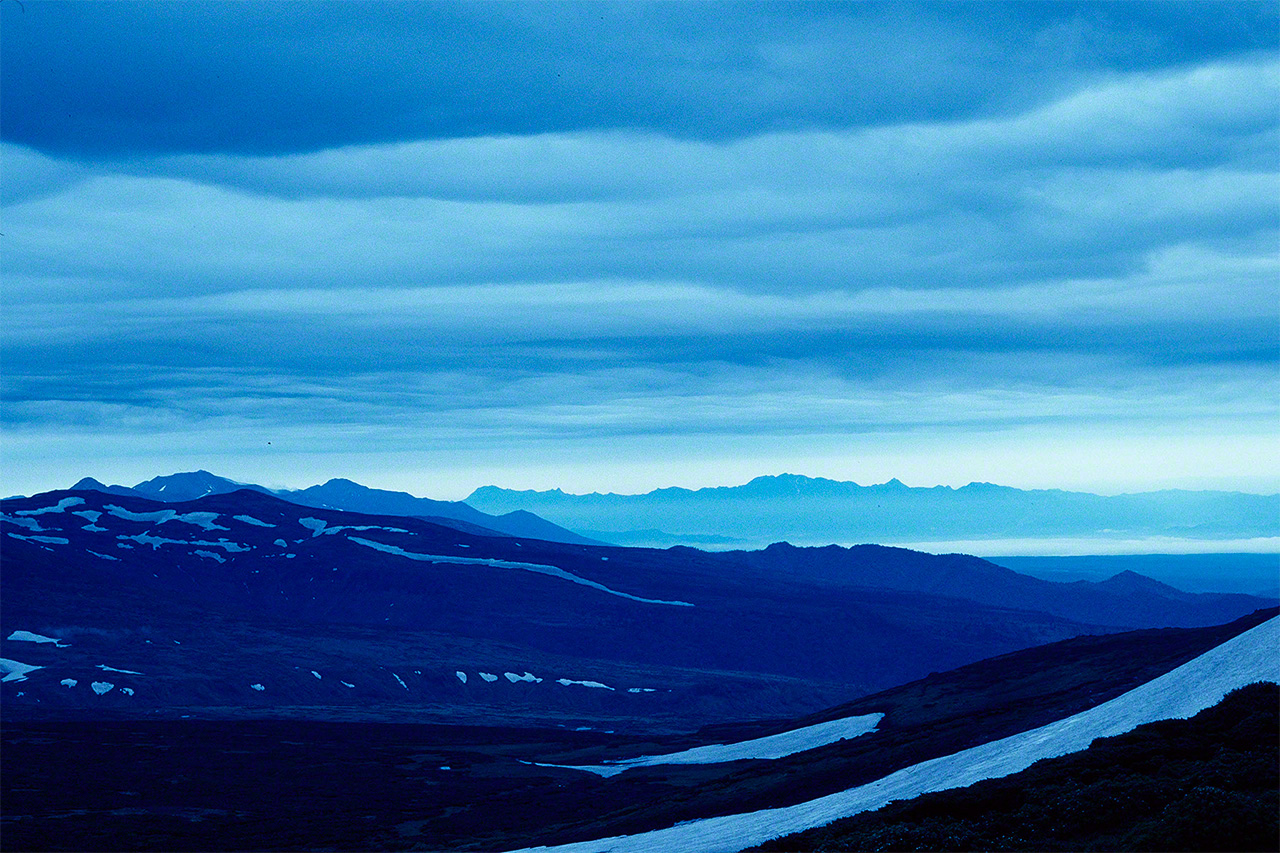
511,616,1279,853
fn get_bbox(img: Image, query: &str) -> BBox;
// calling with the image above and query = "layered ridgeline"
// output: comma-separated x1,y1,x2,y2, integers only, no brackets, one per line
2,488,1274,731
467,474,1280,550
69,470,599,546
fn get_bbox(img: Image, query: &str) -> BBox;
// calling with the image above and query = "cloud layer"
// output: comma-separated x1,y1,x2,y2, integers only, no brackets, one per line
1,2,1276,498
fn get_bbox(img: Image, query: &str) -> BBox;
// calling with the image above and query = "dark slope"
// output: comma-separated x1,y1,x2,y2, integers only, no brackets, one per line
70,470,599,545
2,613,1272,852
734,542,1274,629
755,682,1279,853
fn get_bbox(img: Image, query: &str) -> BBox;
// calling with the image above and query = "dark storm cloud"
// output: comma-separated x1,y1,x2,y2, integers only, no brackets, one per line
2,1,1275,157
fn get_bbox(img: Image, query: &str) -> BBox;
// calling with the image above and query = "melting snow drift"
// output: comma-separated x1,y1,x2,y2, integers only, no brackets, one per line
512,616,1280,853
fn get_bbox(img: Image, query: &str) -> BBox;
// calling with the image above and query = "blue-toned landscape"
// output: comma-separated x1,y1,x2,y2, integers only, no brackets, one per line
2,3,1277,852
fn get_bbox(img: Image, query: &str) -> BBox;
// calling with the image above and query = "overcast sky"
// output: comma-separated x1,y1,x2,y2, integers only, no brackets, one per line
2,1,1277,499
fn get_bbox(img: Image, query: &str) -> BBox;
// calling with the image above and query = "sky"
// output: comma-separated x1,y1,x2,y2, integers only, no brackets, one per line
2,1,1277,500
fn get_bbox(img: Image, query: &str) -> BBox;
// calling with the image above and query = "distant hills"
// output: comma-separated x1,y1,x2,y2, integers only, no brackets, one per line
4,486,1275,729
467,473,1280,549
70,470,600,546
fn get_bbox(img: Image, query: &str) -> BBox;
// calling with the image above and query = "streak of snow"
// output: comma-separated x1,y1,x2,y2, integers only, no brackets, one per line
88,549,119,562
234,515,276,527
456,671,468,684
299,517,407,537
7,631,67,647
72,510,102,522
97,664,143,675
513,617,1280,853
312,671,322,680
16,497,85,515
193,550,226,563
1,659,43,682
6,533,70,545
545,714,882,778
104,505,228,531
83,524,108,532
393,673,408,690
1,513,44,530
341,681,355,688
116,532,248,552
557,679,614,690
348,538,694,607
91,681,114,695
480,672,499,682
61,679,77,687
627,688,657,693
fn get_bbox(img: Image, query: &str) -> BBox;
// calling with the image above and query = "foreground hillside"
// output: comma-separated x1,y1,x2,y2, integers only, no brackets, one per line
3,613,1274,852
755,682,1278,852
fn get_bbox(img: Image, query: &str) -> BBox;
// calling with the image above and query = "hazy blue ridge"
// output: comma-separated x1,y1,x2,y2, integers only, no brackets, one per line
466,474,1280,547
69,471,599,546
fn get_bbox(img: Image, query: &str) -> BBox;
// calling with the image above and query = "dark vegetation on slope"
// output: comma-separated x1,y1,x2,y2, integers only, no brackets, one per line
3,612,1273,852
754,681,1280,853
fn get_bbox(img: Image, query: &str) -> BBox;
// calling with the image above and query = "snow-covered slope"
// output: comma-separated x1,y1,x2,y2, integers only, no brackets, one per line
512,615,1280,853
538,712,883,777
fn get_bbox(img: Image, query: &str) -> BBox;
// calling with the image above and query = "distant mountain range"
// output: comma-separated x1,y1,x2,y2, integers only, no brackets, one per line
69,470,600,546
467,473,1280,549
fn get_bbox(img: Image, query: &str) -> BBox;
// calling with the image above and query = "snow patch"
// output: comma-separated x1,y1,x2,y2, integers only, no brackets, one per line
116,532,248,552
456,671,468,684
91,681,114,695
505,671,542,684
348,537,694,607
557,679,614,690
72,510,102,523
16,497,85,515
121,687,134,696
546,713,882,778
234,515,276,527
0,659,44,683
311,670,322,680
479,672,499,682
274,539,288,547
7,631,68,647
2,513,45,530
105,505,228,531
61,678,77,688
516,616,1280,853
299,517,408,537
250,683,265,691
6,533,70,545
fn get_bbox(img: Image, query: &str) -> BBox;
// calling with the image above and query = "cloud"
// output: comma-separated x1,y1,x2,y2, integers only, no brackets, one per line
1,4,1276,498
3,2,1275,156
